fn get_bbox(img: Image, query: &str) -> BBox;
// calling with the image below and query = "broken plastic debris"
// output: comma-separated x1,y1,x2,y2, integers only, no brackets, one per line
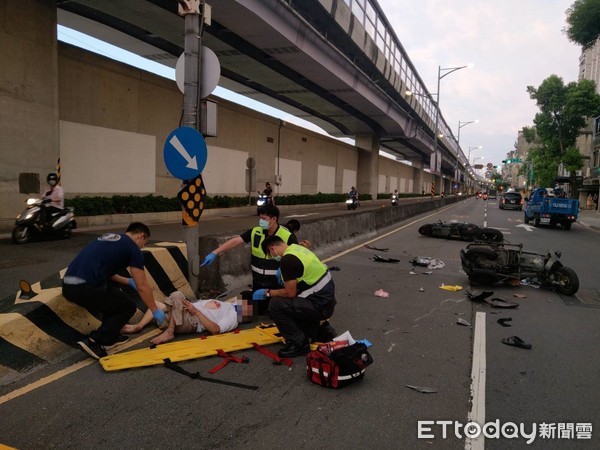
439,284,463,292
513,294,527,299
428,259,445,270
418,287,425,292
411,257,431,267
374,289,389,298
456,318,471,326
373,254,400,263
405,384,438,394
409,271,417,275
364,244,389,252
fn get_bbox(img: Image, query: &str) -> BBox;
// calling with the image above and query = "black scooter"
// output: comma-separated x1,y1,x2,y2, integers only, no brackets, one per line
460,241,579,296
418,221,503,242
12,198,77,244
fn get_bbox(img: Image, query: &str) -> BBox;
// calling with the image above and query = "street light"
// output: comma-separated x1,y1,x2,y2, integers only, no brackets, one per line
405,63,472,197
467,145,483,165
455,120,479,192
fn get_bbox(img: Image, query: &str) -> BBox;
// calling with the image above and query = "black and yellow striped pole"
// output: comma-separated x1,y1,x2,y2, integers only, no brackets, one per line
56,158,61,185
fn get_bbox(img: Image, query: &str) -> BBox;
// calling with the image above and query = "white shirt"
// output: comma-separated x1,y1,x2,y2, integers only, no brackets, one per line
192,300,237,334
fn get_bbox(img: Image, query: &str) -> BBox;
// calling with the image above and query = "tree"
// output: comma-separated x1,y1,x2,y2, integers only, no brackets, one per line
564,0,600,49
525,75,600,192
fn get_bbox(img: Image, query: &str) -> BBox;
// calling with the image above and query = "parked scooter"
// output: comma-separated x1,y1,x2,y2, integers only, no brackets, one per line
12,198,76,244
418,221,504,243
460,241,579,296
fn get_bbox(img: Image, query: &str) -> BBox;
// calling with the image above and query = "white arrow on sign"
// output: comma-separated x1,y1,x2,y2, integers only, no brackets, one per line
516,224,535,232
169,135,198,170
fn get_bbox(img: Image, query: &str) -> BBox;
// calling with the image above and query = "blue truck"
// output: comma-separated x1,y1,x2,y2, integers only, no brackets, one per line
524,188,579,230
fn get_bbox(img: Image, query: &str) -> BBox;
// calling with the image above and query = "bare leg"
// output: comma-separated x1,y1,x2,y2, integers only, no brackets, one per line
150,313,176,344
121,301,166,334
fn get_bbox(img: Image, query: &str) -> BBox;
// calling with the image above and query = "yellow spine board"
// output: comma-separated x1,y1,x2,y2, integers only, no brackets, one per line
99,324,283,372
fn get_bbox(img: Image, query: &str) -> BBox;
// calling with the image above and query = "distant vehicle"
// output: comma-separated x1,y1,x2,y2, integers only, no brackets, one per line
488,189,498,199
524,187,578,230
499,192,523,211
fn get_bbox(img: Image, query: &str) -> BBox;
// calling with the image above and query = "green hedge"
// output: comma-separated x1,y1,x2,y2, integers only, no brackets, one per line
65,193,374,217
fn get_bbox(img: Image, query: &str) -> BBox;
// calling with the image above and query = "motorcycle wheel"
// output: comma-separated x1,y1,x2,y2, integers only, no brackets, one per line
418,224,433,236
469,269,500,286
474,228,504,243
563,222,572,231
12,225,30,244
524,213,529,224
61,224,73,239
552,266,579,296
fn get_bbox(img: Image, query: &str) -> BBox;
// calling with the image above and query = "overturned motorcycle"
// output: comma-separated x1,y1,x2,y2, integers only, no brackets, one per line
418,221,504,243
460,242,579,296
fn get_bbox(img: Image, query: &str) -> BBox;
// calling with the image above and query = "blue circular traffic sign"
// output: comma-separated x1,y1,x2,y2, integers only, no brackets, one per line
163,127,207,180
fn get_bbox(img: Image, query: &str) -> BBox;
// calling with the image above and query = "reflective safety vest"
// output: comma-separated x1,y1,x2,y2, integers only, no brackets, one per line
250,225,292,289
283,244,331,298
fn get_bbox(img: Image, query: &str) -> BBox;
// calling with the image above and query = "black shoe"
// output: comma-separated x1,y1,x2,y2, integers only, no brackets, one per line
278,342,310,358
102,334,129,350
316,321,337,342
77,337,107,359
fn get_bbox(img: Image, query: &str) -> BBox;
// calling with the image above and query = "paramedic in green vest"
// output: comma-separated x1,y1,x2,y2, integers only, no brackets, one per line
258,235,337,358
200,204,297,311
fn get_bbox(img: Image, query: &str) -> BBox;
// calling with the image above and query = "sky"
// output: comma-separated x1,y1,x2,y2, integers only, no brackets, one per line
58,0,583,169
379,0,582,167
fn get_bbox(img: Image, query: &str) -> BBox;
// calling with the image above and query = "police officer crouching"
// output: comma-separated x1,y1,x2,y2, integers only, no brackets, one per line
256,235,337,358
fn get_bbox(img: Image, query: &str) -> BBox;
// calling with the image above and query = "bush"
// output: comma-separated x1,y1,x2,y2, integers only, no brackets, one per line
65,192,378,216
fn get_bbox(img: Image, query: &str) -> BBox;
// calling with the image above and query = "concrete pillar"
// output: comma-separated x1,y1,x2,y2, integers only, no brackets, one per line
412,161,424,194
0,0,60,227
355,133,379,199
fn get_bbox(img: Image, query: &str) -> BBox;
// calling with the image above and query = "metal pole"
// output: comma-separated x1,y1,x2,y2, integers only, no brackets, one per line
180,1,204,296
431,65,441,198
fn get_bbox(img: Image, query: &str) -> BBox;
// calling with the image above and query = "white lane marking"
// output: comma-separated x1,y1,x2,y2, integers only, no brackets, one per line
465,312,486,450
516,224,535,232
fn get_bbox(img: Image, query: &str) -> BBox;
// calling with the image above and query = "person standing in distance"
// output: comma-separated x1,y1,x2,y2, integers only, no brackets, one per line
260,235,337,358
62,222,166,359
200,204,297,311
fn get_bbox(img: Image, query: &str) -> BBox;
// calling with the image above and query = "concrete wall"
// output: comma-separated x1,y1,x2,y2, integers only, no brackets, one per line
0,0,60,217
1,25,424,231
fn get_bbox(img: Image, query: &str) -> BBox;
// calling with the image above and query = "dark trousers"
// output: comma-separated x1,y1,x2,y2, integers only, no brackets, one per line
63,282,136,346
269,296,335,346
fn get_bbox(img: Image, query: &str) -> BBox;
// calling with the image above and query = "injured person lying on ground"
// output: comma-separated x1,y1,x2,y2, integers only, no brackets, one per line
122,291,250,344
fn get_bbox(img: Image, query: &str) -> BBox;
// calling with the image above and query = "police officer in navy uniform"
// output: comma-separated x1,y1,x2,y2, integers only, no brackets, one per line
200,204,297,312
259,235,337,358
62,222,166,359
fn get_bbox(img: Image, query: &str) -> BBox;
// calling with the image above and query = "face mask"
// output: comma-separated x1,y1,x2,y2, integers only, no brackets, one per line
273,255,281,262
49,180,57,186
259,218,270,230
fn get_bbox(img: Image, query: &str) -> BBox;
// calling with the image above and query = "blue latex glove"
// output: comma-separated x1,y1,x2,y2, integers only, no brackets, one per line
128,278,137,291
153,309,166,326
252,289,267,301
200,252,217,267
275,268,284,286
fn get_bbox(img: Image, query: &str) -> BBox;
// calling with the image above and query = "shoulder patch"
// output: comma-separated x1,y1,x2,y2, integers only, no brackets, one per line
98,233,122,242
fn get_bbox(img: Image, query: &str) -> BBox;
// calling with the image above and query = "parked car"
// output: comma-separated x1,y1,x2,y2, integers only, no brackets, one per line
499,192,523,210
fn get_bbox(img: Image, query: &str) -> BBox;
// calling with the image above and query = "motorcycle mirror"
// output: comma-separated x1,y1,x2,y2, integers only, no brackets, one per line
555,251,561,258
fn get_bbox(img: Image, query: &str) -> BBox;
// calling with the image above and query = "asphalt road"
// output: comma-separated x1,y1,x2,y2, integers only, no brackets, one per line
0,198,598,449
